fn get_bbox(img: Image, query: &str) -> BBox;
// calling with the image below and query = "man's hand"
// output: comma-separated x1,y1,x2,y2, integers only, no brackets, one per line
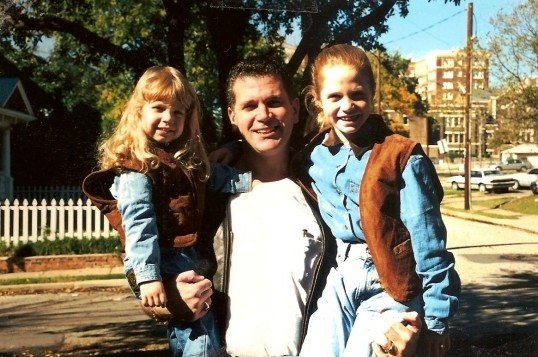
419,329,450,357
139,280,167,308
372,311,422,357
175,270,214,321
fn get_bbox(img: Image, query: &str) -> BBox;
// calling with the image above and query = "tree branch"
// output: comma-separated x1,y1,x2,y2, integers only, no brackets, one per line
287,0,398,75
11,12,152,72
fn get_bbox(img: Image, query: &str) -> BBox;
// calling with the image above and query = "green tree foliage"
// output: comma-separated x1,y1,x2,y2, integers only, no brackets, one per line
368,50,428,137
1,0,460,185
373,51,427,113
487,0,538,145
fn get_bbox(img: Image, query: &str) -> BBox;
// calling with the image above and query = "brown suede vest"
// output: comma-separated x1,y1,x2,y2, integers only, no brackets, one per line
82,147,205,249
292,117,443,302
360,134,422,301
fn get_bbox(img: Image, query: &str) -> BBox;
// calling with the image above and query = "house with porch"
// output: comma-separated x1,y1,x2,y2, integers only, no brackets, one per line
0,78,37,200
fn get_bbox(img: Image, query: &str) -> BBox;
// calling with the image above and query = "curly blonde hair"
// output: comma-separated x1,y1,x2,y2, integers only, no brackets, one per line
304,44,375,132
98,66,209,181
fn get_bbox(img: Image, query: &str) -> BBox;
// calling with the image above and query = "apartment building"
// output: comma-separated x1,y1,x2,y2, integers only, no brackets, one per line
408,49,493,160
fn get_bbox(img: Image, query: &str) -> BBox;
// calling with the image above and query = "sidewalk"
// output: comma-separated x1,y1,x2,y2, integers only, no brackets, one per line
0,265,127,292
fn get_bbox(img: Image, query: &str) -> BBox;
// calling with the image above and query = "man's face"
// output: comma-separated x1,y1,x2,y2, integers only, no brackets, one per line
228,75,299,157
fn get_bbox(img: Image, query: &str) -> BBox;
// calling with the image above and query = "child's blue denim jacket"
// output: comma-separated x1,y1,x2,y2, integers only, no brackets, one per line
109,162,251,285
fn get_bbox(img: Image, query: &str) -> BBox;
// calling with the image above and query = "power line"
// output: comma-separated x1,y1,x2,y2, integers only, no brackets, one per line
384,9,466,45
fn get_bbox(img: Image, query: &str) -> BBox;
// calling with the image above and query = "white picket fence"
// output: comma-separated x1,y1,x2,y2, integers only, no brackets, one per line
1,198,118,246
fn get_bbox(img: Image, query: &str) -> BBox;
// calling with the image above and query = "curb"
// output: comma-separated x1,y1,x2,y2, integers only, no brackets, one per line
440,207,538,236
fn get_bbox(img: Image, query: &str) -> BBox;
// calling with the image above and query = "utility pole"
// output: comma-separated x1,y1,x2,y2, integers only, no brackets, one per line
376,49,382,114
464,2,473,210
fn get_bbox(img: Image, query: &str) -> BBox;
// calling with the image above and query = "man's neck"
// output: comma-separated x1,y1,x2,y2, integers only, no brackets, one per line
237,148,289,185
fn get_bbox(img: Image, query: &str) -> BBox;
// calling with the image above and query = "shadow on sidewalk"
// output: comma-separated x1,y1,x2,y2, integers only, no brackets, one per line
449,270,538,356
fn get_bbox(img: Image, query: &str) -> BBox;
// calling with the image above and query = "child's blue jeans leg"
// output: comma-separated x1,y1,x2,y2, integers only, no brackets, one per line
300,243,379,356
300,241,423,357
167,310,221,357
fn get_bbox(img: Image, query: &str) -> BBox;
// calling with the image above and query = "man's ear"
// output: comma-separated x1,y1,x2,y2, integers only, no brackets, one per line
227,107,236,125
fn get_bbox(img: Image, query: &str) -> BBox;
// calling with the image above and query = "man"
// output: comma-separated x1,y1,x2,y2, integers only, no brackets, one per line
207,58,422,356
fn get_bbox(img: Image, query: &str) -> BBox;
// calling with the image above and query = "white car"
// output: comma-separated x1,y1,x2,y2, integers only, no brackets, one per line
510,168,538,189
447,169,515,193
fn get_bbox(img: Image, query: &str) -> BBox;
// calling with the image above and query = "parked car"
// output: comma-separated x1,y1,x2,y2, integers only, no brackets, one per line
510,168,538,190
447,169,515,193
489,158,532,172
531,181,538,195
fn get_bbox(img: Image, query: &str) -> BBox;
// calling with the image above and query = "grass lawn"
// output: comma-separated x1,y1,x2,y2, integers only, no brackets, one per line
472,195,538,215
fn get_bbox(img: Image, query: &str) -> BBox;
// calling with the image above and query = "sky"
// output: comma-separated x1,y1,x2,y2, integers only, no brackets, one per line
285,0,524,61
378,0,523,60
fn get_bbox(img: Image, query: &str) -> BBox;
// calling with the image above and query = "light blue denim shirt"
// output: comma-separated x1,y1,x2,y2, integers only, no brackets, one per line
308,141,460,334
109,163,251,285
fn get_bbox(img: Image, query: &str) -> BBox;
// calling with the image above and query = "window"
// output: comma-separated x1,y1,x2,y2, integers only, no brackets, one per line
442,58,454,66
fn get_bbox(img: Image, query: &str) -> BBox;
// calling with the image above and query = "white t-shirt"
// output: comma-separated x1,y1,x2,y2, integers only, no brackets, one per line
225,179,322,357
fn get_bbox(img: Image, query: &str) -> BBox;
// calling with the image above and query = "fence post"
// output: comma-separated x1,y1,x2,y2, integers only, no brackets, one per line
12,199,20,246
39,199,48,240
67,199,75,238
30,199,39,242
21,199,29,244
85,199,93,238
76,199,84,239
1,199,11,245
58,199,66,239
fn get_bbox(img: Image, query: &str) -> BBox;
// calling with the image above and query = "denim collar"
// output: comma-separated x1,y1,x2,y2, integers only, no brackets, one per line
320,115,386,160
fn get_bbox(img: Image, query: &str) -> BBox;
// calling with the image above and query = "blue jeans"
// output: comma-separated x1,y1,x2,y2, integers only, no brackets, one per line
300,242,422,357
126,247,221,356
168,310,221,357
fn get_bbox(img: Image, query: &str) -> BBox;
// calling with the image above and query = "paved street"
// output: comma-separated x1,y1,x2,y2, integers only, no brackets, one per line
443,215,538,356
0,203,537,356
0,288,169,356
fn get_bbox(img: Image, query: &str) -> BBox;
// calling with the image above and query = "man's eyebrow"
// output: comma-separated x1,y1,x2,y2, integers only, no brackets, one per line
267,93,287,101
238,98,255,104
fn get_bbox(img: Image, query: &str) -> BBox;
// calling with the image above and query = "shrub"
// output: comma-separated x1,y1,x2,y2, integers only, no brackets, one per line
0,236,123,257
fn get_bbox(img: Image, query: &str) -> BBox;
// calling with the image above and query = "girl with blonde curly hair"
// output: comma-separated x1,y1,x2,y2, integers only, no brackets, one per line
98,66,209,176
83,66,250,356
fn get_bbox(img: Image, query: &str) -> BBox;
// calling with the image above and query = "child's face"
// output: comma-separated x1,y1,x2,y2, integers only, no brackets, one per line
141,99,185,144
228,74,299,157
319,65,373,137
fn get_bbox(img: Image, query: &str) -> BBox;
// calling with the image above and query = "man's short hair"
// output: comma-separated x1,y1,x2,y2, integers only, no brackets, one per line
225,57,296,108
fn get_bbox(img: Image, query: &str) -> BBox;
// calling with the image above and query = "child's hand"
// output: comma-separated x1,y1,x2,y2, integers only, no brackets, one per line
139,280,167,308
419,329,450,357
176,270,213,321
